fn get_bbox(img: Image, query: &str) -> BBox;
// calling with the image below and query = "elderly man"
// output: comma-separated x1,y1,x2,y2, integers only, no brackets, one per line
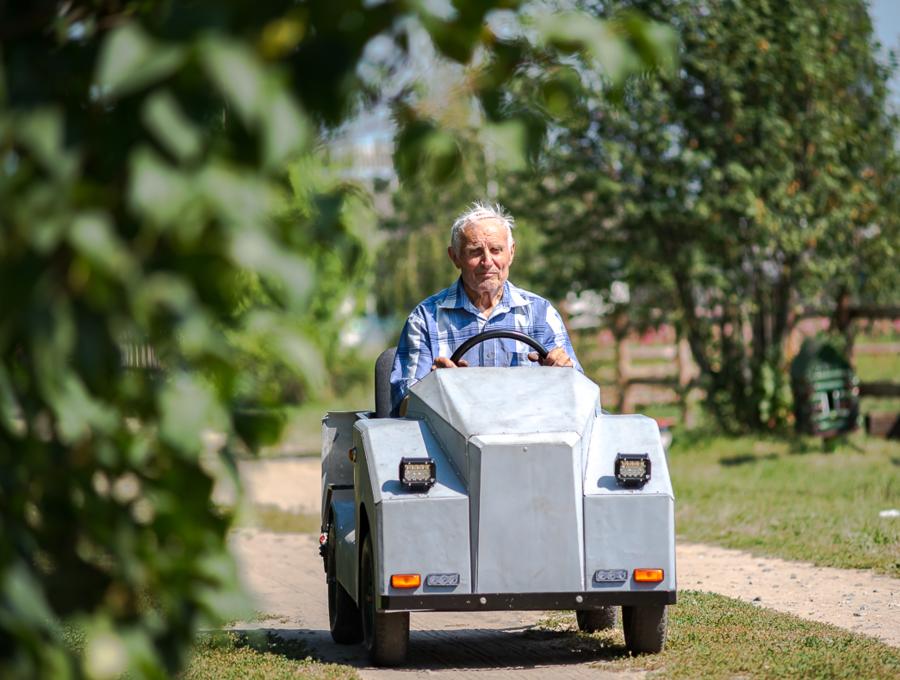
390,202,582,415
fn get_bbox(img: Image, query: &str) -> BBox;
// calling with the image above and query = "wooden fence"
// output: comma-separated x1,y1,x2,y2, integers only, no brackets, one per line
574,305,899,427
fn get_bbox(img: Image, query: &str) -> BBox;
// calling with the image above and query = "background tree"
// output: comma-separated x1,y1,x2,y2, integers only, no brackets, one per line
0,1,671,677
374,7,675,327
505,0,899,431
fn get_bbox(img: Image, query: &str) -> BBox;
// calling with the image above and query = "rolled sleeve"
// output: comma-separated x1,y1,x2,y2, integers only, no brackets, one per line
543,304,583,373
390,311,433,414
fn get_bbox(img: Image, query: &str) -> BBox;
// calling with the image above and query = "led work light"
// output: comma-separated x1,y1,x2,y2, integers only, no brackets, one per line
614,452,651,488
593,569,628,583
425,573,460,587
399,457,436,491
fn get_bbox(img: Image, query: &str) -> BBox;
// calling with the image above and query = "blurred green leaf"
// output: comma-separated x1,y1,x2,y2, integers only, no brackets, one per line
69,212,136,282
15,108,78,180
197,163,278,229
261,88,310,169
482,120,527,172
95,23,185,99
159,374,228,454
0,365,21,436
52,374,118,444
229,230,313,307
200,37,266,127
127,148,198,231
2,561,60,631
142,91,203,163
132,274,196,323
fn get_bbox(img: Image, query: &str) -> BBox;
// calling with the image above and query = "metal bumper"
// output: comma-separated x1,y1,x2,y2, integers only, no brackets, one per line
380,590,676,612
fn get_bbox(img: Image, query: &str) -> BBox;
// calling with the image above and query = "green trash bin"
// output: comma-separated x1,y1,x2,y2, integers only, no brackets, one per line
790,340,860,437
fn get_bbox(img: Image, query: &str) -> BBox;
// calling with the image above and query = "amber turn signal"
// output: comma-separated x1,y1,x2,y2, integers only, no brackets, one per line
633,568,664,583
390,573,421,589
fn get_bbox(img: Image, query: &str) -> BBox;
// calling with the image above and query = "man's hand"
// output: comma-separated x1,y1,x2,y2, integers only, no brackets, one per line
431,357,469,370
527,347,574,367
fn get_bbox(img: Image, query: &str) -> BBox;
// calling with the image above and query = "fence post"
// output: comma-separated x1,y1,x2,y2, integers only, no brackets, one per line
677,337,696,428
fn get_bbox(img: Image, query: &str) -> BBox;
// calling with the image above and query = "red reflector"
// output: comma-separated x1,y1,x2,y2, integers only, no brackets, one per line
633,568,664,583
391,574,421,589
319,533,327,545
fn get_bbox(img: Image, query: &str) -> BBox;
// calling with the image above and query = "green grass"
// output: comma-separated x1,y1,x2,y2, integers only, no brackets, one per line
183,631,358,680
254,382,374,458
855,351,900,382
233,504,320,534
670,431,900,576
536,591,900,679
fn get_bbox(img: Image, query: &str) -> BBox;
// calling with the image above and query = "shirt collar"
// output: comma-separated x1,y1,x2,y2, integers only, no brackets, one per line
438,278,532,314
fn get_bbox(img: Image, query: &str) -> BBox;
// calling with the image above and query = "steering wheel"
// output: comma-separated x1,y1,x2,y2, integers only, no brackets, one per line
449,330,549,365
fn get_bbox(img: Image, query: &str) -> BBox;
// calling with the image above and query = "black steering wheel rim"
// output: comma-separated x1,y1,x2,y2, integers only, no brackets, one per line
449,330,548,365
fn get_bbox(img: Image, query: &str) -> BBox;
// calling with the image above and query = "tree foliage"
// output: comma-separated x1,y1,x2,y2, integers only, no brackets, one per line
506,0,899,430
374,6,675,322
0,1,674,677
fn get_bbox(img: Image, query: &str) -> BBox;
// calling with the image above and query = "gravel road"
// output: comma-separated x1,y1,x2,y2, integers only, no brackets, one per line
226,457,899,678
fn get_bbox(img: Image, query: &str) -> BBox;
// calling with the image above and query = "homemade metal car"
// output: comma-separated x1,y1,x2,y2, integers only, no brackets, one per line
320,331,676,666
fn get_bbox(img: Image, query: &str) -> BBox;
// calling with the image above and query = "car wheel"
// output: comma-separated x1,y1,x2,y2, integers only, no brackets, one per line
622,605,667,654
360,533,409,666
576,606,617,632
327,521,362,643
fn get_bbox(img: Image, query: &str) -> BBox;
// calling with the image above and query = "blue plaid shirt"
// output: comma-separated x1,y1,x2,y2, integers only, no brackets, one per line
390,278,582,414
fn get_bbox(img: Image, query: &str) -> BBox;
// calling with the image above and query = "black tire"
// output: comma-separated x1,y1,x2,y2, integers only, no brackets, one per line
327,522,362,643
576,606,617,632
622,605,667,654
360,534,409,666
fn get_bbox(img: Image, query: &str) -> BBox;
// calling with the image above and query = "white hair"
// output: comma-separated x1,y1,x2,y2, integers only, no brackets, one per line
450,201,515,254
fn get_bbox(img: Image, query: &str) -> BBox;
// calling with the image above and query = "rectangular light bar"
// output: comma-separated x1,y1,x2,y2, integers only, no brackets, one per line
390,573,421,589
615,452,651,488
633,568,664,583
399,457,436,491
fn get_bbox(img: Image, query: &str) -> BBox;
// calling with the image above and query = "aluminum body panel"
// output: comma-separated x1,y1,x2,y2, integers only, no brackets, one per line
355,419,467,503
321,411,358,523
379,497,471,601
583,494,676,592
582,413,676,592
406,367,600,439
583,414,673,496
354,418,470,602
329,491,358,598
469,433,585,592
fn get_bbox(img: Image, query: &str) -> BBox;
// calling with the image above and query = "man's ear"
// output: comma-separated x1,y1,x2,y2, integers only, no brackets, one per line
448,246,461,270
509,240,516,263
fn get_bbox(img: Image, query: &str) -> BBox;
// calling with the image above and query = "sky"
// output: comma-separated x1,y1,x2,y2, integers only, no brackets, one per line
870,0,900,103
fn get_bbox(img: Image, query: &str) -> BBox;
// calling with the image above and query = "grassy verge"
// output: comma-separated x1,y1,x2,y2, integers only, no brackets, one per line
537,591,900,679
234,504,321,534
670,431,900,576
183,631,358,680
252,382,374,458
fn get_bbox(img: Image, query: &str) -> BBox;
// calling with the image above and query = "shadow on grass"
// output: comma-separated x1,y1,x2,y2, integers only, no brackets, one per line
222,625,631,671
719,452,778,466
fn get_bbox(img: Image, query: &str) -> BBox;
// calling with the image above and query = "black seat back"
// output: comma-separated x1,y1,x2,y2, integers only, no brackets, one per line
374,347,397,418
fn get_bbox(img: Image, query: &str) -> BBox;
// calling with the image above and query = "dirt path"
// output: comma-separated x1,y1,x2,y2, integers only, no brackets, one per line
227,457,899,678
231,530,637,679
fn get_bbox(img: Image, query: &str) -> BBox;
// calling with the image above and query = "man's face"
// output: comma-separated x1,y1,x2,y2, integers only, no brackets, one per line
448,218,515,299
